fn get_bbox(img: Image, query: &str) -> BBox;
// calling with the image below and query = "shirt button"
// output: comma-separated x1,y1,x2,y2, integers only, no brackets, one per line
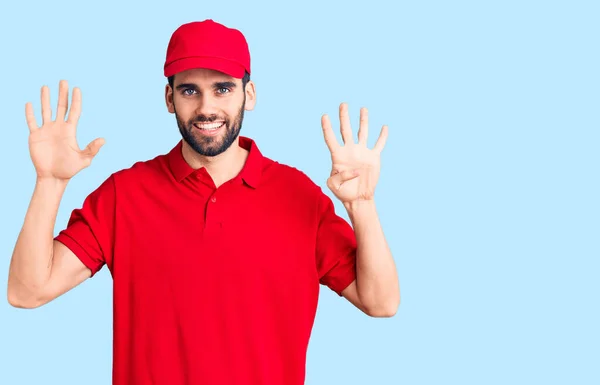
211,196,217,203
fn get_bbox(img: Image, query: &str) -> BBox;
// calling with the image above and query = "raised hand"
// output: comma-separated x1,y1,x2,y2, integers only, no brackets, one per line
321,103,388,204
26,80,104,181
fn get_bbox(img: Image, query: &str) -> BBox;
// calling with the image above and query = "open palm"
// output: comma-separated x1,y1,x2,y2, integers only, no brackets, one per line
26,80,104,180
321,103,388,204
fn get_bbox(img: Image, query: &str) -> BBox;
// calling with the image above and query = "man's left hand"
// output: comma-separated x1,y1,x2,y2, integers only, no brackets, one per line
321,102,388,205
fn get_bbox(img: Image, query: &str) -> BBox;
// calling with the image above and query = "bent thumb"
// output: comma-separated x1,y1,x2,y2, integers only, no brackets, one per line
328,169,359,191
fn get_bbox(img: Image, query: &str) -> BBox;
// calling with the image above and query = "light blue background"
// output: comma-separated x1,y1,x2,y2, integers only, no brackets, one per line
1,0,598,384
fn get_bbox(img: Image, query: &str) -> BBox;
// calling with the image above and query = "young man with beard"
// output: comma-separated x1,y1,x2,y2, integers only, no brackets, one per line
7,19,400,385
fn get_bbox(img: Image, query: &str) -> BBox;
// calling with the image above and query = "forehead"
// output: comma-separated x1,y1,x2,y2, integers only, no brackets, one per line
174,68,239,86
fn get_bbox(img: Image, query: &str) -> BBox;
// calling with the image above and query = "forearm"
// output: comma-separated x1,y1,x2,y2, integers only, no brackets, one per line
345,199,399,314
8,177,68,301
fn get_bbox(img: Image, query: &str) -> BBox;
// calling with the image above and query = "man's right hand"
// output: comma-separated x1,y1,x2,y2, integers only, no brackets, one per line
26,80,105,181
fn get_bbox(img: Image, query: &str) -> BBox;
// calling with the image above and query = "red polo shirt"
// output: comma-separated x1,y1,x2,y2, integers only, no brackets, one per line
54,136,357,385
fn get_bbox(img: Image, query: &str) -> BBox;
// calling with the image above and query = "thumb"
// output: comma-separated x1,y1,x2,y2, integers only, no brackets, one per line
328,169,359,191
81,137,105,159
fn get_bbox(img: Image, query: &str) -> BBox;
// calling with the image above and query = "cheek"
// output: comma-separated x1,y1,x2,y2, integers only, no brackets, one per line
225,96,245,117
173,99,196,117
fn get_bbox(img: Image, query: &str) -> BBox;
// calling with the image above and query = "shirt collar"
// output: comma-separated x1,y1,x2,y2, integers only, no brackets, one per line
167,136,263,188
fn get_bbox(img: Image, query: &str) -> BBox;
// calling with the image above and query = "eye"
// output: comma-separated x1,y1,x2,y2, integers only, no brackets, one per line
182,88,196,96
217,87,230,94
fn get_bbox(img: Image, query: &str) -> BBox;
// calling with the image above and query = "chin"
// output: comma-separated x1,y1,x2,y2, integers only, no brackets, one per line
189,136,231,157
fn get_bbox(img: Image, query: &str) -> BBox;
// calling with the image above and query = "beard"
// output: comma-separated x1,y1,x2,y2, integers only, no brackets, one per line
175,97,246,157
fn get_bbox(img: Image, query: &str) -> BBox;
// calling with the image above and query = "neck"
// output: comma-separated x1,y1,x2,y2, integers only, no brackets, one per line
181,138,249,188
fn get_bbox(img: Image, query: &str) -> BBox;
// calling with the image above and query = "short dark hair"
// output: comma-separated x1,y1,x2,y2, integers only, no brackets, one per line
168,71,250,89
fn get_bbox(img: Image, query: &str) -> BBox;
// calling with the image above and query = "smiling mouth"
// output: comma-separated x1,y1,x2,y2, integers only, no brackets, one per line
194,121,225,131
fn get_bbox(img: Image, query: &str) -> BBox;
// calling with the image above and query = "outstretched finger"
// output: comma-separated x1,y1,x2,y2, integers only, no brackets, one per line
339,102,353,145
56,80,69,121
357,107,369,145
373,125,389,153
67,87,82,124
321,114,340,152
41,85,52,124
25,102,38,132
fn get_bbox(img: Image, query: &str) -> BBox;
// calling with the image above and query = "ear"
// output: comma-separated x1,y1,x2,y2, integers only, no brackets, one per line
165,84,175,114
244,80,256,111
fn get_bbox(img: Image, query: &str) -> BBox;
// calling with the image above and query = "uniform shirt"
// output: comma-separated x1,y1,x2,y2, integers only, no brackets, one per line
55,136,357,385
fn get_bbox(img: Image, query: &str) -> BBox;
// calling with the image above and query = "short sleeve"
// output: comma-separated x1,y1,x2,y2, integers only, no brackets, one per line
54,175,116,277
315,189,357,296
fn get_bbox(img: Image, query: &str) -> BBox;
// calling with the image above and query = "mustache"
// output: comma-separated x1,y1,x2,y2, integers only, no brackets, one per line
190,115,226,124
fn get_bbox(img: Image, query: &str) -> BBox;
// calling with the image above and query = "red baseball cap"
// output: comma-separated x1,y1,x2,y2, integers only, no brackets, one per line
163,19,251,79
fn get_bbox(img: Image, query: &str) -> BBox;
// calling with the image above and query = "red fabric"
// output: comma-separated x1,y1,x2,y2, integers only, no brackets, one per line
164,19,251,78
55,136,357,385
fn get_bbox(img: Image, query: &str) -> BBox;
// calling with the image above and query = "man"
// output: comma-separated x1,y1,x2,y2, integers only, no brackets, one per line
7,19,399,385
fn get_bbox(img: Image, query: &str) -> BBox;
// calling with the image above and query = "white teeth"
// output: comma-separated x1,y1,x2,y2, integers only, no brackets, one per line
196,122,224,131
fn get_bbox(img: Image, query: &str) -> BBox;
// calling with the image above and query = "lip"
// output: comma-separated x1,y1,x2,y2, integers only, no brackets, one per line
193,121,225,136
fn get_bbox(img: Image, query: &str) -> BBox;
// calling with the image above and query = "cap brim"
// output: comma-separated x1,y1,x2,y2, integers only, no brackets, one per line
164,56,246,79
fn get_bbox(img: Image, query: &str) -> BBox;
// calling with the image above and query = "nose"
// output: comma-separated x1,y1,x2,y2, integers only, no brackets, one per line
194,93,219,119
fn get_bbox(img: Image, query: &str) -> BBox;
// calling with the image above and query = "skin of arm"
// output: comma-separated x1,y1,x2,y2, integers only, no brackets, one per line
322,103,400,317
341,200,399,317
7,80,102,308
7,178,91,309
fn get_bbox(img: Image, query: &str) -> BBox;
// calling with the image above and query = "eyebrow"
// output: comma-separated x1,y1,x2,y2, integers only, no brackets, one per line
175,81,237,91
214,81,237,89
